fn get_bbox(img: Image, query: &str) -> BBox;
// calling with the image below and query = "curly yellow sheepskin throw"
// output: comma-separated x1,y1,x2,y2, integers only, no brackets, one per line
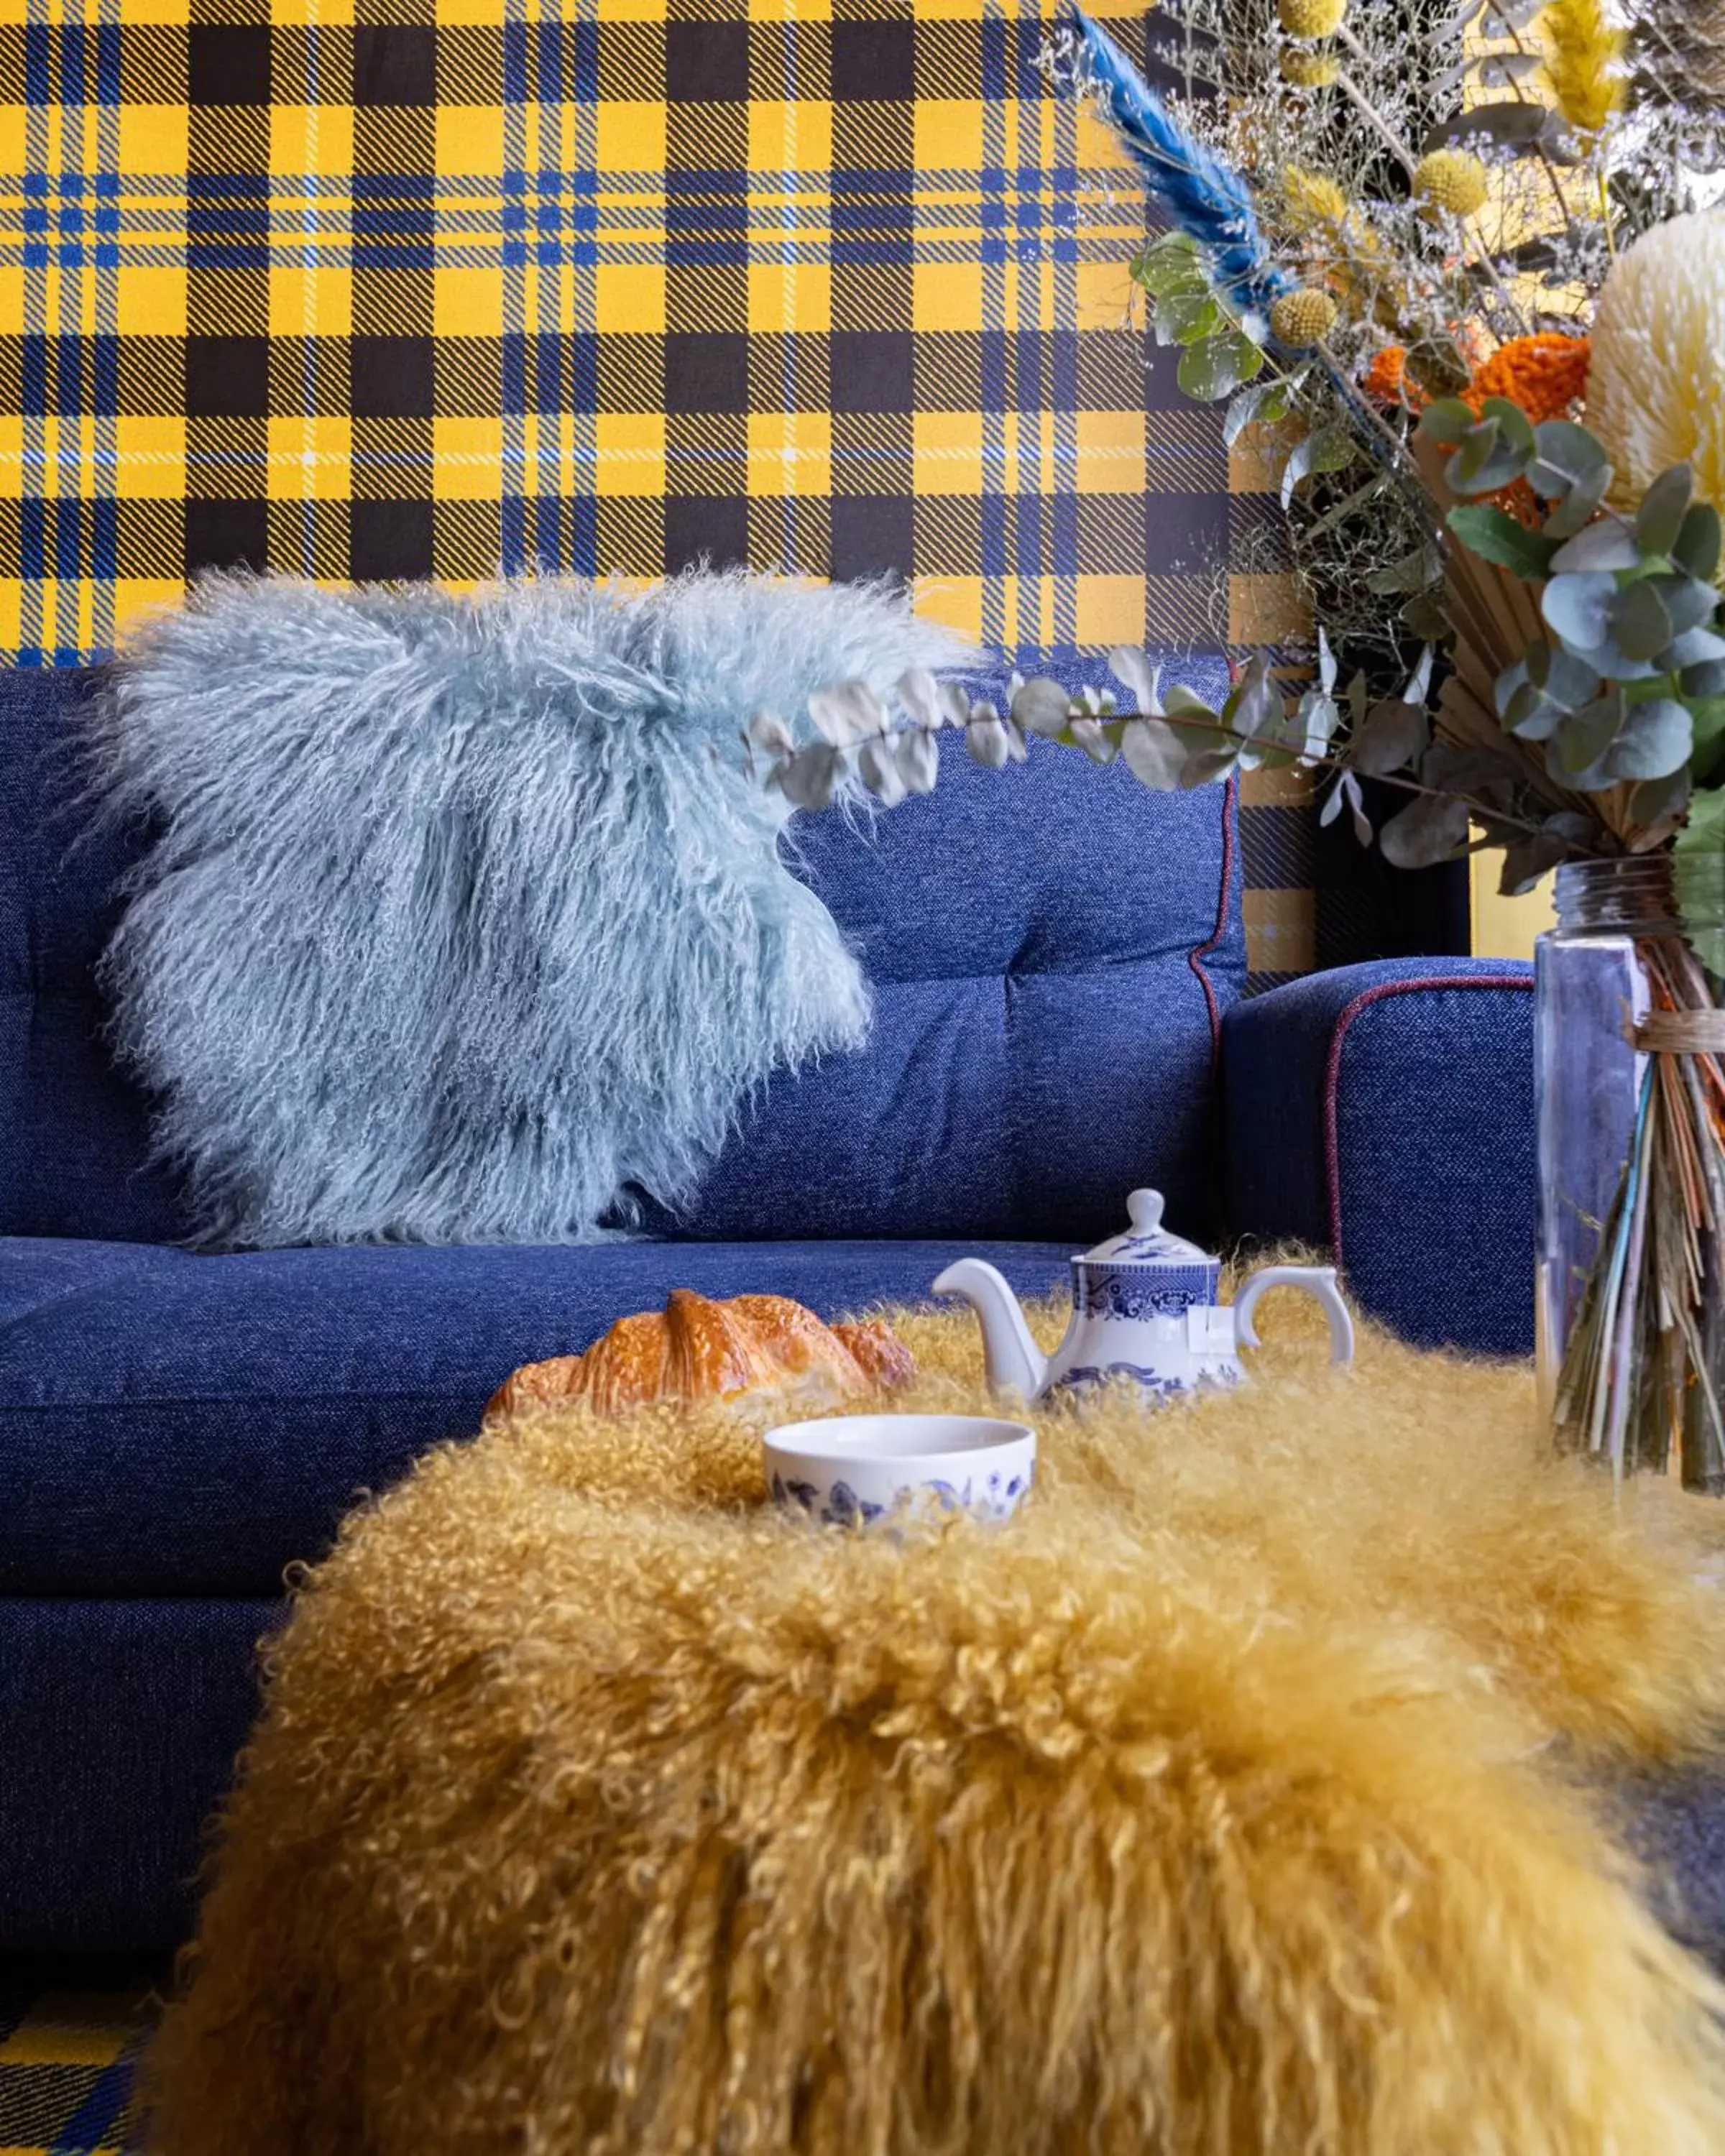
147,1290,1725,2156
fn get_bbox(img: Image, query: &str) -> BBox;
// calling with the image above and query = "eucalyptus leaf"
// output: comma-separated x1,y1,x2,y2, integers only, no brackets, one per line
1683,659,1725,698
1629,767,1692,831
1319,769,1372,847
1527,419,1609,499
1479,397,1536,456
1164,683,1218,719
1649,573,1720,638
1402,591,1451,640
1295,689,1340,760
1690,696,1725,784
1542,467,1612,540
1107,645,1163,714
1422,742,1522,793
1379,793,1471,870
1179,331,1262,401
1227,654,1282,740
1154,290,1221,347
1636,464,1693,557
1604,696,1693,780
1504,680,1562,740
1368,545,1443,596
807,681,888,747
1223,379,1278,448
857,734,907,805
1533,645,1602,710
1542,572,1617,654
1675,788,1725,980
1317,626,1337,696
1131,230,1204,300
1011,676,1075,737
1280,421,1354,508
1179,747,1241,789
964,716,1011,769
1547,517,1642,573
776,742,845,811
1500,814,1591,894
1555,690,1624,775
894,724,939,793
1422,101,1558,153
1351,698,1430,774
748,707,793,755
1067,716,1118,765
1494,656,1530,719
1675,501,1724,582
1448,417,1530,496
1609,579,1675,663
895,668,944,732
1118,717,1192,788
1416,397,1477,447
1448,502,1558,579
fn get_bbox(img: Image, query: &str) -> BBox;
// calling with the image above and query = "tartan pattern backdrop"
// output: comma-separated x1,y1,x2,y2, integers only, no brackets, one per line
0,0,1321,980
0,1980,152,2154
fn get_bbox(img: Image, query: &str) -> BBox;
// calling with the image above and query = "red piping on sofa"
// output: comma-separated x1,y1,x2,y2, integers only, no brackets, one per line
1322,972,1535,1268
1188,773,1239,1069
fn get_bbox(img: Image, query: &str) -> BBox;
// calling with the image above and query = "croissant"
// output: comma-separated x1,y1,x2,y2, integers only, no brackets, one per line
484,1288,916,1424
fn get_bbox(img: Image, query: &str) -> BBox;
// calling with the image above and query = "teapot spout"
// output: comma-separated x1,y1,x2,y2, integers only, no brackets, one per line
931,1259,1048,1403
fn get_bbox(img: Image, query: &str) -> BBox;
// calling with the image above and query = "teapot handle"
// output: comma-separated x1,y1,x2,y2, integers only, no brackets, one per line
1233,1266,1355,1365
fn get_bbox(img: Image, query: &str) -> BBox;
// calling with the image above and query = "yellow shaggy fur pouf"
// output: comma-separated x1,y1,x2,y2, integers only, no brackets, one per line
148,1289,1725,2156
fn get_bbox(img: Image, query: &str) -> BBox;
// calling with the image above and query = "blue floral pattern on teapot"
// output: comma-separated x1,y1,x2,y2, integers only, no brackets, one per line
932,1189,1355,1406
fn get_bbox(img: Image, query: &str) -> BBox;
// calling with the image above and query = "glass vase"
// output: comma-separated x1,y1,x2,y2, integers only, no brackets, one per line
1537,854,1725,1491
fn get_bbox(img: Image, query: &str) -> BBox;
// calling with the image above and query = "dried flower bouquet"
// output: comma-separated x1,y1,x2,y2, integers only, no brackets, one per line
750,4,1725,1484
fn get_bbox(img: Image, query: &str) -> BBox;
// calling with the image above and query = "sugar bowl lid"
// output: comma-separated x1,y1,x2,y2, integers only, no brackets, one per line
1079,1188,1214,1267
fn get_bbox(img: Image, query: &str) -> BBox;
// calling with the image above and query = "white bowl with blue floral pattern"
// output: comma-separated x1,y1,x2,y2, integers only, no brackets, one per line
763,1412,1036,1528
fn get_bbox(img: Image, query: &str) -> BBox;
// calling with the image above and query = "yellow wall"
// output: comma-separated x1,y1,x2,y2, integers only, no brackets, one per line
1471,851,1552,961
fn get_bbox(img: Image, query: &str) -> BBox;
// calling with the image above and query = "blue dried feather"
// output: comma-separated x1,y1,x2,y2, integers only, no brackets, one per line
1070,9,1291,327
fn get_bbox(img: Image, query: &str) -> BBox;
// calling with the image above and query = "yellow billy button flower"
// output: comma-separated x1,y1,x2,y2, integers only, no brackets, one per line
1276,0,1346,32
1279,47,1340,85
1413,149,1490,219
1269,288,1339,347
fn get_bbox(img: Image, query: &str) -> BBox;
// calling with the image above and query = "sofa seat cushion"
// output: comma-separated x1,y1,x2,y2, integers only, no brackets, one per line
0,1236,1072,1598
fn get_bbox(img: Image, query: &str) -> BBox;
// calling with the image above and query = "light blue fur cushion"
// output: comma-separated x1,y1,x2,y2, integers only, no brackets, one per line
88,571,969,1246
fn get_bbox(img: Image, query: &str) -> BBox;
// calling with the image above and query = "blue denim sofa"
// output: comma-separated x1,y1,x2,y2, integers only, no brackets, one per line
0,663,1536,1958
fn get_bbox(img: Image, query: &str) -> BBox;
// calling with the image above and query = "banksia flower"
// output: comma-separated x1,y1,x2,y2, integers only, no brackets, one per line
1279,47,1339,85
1465,333,1590,425
1270,288,1338,346
1276,0,1346,33
1588,212,1725,518
1413,149,1489,218
1542,0,1625,135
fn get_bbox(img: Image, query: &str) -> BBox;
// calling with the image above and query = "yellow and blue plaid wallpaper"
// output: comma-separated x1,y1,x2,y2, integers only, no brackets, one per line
0,0,1232,663
1,0,1341,980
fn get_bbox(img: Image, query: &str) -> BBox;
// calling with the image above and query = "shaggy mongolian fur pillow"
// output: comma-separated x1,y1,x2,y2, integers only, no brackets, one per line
88,571,966,1246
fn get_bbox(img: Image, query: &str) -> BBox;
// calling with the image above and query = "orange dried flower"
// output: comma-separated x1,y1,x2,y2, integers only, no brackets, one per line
1362,344,1422,407
1465,333,1591,425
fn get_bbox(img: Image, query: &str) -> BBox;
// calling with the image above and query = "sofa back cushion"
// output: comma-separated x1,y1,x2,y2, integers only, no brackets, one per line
0,660,1243,1245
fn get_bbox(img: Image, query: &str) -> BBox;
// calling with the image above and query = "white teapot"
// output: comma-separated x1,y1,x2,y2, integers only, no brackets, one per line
932,1189,1353,1405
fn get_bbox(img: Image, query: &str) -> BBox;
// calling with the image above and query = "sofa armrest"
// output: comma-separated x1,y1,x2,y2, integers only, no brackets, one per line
1221,958,1536,1355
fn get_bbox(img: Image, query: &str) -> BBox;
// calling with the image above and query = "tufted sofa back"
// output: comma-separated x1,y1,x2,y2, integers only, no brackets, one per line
0,660,1243,1247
